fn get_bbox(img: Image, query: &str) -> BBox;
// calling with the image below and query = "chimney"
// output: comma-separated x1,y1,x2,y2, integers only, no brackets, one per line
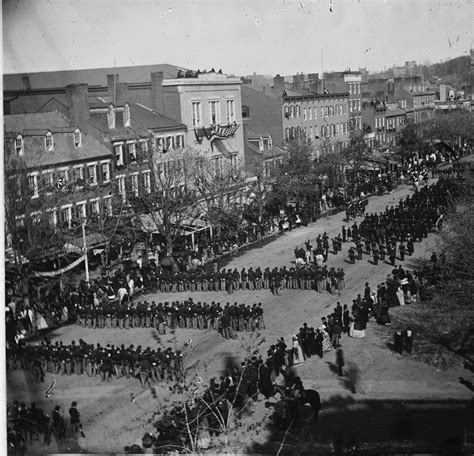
66,83,90,130
151,72,164,113
273,74,285,90
107,74,120,104
116,82,129,105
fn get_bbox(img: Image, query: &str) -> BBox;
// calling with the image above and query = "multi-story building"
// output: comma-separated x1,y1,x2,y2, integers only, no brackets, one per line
151,71,245,174
4,111,113,232
242,79,350,157
281,90,350,155
385,108,407,145
323,71,363,133
361,100,387,146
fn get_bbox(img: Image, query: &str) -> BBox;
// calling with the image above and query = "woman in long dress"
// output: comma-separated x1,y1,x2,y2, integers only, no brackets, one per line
349,309,366,338
291,336,305,365
396,286,405,306
320,327,333,352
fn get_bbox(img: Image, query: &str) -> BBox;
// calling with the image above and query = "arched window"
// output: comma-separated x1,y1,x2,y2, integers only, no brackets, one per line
123,103,131,127
15,134,24,156
296,105,301,118
107,104,116,129
73,128,82,148
290,127,295,139
285,128,290,140
45,131,54,151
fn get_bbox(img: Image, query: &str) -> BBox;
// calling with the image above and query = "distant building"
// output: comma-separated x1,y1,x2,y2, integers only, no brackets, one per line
242,79,350,156
361,100,387,146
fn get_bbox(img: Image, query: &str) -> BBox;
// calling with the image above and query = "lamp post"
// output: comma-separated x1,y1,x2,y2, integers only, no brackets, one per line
82,220,90,283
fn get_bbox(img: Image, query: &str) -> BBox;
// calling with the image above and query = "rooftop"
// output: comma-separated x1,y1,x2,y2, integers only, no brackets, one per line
3,63,187,91
4,111,112,167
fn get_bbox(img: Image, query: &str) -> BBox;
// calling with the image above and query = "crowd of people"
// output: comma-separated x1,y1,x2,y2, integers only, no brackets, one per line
74,299,265,336
7,400,83,452
6,338,184,386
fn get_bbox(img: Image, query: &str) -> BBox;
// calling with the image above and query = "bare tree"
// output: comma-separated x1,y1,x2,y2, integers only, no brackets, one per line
193,157,247,238
134,148,201,256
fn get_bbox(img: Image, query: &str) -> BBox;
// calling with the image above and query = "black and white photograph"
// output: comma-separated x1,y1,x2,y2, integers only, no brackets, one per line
2,0,474,454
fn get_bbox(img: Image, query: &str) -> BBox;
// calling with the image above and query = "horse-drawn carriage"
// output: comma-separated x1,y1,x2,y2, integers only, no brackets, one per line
345,198,369,221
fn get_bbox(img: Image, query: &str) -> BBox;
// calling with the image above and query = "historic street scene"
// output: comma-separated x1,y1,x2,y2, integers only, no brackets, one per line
3,0,474,454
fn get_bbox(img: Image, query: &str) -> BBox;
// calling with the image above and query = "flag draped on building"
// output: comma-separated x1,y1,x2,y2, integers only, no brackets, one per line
194,123,239,149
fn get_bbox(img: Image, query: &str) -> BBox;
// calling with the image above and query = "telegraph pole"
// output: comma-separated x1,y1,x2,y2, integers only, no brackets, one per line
82,221,90,283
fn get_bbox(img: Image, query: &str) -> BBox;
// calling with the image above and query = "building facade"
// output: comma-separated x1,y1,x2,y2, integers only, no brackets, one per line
282,90,350,155
323,71,363,133
4,111,114,233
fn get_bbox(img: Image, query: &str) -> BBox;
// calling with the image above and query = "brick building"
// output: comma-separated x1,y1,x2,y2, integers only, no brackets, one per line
323,71,363,133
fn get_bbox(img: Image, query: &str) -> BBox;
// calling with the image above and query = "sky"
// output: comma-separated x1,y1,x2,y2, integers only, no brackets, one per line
2,0,473,77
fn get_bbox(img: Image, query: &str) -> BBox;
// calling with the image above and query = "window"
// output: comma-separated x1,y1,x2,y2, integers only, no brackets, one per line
285,128,290,140
329,106,334,117
176,134,185,149
56,169,69,189
290,105,295,118
209,100,220,124
101,162,111,181
213,156,223,178
75,201,86,220
108,104,115,129
115,144,124,166
226,100,235,123
42,170,54,192
128,142,137,162
117,175,126,199
73,129,82,148
336,124,340,135
45,132,54,151
102,196,113,216
325,106,329,117
156,137,164,153
90,199,100,216
61,205,72,229
130,173,139,196
142,171,151,194
166,136,174,151
192,102,202,127
295,105,301,118
123,103,131,127
15,135,24,155
308,107,312,120
28,173,39,198
47,208,57,228
314,107,318,119
303,108,307,121
230,154,238,172
87,164,97,185
309,127,313,139
348,83,353,94
73,165,84,184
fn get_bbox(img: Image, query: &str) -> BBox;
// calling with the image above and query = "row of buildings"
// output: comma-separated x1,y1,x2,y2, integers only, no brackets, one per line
3,66,246,252
3,61,448,257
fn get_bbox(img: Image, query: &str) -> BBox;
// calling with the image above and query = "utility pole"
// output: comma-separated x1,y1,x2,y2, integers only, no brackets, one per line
321,48,324,93
82,221,90,283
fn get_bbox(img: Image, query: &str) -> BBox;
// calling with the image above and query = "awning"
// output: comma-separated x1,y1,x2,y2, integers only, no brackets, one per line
214,139,233,158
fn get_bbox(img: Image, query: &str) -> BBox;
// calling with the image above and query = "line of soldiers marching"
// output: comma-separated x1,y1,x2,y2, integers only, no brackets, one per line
346,178,457,265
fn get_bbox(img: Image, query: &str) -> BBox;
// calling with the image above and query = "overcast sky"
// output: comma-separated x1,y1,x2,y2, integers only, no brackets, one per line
3,0,473,76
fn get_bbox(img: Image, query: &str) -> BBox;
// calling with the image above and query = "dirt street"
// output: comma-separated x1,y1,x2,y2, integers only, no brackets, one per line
8,182,474,454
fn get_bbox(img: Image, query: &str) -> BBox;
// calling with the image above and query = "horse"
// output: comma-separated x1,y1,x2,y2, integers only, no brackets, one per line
272,384,321,422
